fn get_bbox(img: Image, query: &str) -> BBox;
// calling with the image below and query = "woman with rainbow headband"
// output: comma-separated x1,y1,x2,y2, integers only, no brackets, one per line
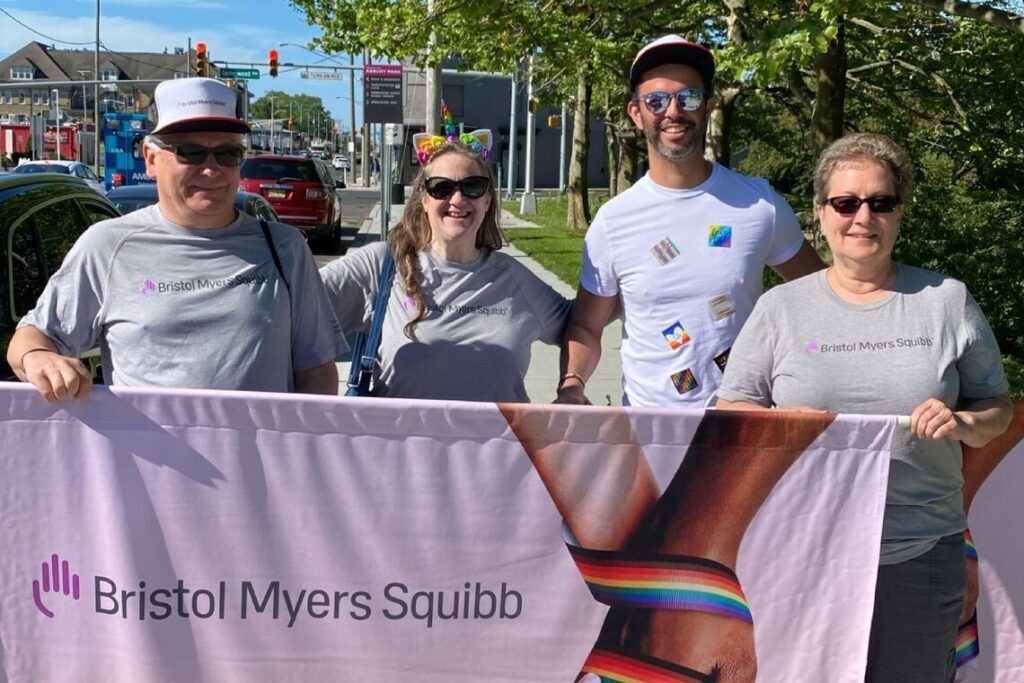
320,104,571,401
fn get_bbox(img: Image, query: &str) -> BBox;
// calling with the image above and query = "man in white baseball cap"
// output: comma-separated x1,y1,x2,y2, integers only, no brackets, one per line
557,35,823,410
9,77,346,399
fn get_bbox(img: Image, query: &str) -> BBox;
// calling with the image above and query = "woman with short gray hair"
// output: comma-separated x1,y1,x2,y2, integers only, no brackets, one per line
717,132,1012,681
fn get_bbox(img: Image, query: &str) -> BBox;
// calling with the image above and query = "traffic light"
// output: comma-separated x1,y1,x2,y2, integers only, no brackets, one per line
196,42,208,77
269,50,279,78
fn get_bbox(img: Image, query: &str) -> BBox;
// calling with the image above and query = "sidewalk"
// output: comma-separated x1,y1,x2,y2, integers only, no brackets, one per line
338,200,624,404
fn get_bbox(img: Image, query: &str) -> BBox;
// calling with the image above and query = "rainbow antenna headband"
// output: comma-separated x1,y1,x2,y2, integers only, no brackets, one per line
413,99,492,165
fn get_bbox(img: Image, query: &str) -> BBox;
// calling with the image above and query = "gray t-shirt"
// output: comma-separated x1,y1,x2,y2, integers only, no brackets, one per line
321,241,571,402
718,265,1008,564
21,205,346,392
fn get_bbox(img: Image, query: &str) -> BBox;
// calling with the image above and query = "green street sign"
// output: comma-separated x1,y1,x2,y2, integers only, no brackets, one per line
219,68,260,80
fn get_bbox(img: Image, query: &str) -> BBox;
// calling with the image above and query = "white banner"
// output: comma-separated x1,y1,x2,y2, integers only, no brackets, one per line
0,385,1017,681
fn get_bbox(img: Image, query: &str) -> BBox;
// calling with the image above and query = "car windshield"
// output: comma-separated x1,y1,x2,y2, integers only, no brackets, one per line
14,164,71,175
240,159,319,182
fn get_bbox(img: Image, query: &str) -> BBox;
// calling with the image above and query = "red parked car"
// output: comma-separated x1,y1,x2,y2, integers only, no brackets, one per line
239,155,343,248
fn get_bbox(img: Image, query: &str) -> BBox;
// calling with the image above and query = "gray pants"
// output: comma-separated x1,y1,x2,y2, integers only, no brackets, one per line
865,533,966,683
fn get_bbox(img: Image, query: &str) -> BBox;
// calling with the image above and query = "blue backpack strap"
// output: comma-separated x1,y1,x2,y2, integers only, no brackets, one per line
345,246,396,396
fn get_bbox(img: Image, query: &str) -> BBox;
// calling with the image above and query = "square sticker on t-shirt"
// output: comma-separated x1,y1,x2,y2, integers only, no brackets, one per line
708,224,733,248
650,237,681,266
662,321,691,350
670,368,699,395
708,293,736,321
713,347,731,372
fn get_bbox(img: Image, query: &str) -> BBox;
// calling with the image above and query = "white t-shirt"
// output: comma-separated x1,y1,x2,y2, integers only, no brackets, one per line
581,164,804,407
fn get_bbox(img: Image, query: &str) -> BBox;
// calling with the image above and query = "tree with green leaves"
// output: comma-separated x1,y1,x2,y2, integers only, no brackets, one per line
250,91,334,142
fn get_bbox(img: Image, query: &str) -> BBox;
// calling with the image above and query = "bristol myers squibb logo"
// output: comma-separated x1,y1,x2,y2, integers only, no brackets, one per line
140,279,156,295
32,553,81,618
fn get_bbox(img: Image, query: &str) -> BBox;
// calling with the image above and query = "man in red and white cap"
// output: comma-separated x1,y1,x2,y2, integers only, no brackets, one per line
9,77,346,399
557,35,823,409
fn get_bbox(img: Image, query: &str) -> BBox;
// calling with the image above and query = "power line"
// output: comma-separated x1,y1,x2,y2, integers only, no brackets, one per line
0,7,95,46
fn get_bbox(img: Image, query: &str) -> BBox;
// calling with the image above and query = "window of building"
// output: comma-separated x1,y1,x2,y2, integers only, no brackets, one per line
174,71,187,79
17,91,26,104
101,69,117,81
2,90,11,105
10,66,33,80
32,91,40,105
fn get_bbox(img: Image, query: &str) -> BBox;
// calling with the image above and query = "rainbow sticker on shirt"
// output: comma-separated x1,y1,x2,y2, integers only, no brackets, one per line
708,224,733,248
662,321,691,350
670,368,699,395
650,237,680,266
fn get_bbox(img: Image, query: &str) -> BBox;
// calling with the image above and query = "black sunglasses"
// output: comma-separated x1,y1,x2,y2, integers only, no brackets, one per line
634,88,706,115
424,176,490,200
149,138,247,167
825,195,901,216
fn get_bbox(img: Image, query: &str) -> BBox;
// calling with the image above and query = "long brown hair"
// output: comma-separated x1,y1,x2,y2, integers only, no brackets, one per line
387,141,502,340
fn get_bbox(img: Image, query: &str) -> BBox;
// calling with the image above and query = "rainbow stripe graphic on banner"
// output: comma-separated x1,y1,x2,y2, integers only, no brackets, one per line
964,528,978,561
956,614,980,666
581,647,710,682
650,237,680,266
708,224,732,248
567,546,752,622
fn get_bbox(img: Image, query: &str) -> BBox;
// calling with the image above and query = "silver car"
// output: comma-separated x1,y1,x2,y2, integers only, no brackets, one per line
12,160,106,195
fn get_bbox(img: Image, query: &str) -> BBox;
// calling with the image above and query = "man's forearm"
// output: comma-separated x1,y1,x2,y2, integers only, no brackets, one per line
294,361,339,396
561,324,603,379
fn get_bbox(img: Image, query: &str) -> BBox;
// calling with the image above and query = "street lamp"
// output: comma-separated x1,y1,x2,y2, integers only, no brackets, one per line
279,42,358,179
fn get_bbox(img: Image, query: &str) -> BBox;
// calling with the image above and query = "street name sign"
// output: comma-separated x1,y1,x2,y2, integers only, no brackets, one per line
363,64,403,124
300,71,345,81
220,68,260,80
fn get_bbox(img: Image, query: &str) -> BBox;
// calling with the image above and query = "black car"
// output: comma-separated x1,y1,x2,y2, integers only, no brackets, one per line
1,174,120,379
106,184,285,226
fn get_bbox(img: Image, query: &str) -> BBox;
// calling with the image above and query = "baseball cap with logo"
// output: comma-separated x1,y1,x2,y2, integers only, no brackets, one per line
150,77,250,135
629,35,715,93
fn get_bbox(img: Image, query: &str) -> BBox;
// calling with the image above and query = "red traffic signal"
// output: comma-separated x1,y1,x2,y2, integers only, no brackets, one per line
196,42,209,77
269,49,279,78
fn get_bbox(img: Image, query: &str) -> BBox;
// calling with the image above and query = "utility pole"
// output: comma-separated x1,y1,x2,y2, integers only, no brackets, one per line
519,53,537,215
559,102,568,194
93,0,100,175
361,50,371,187
505,64,519,200
424,0,442,134
269,96,275,154
349,53,357,186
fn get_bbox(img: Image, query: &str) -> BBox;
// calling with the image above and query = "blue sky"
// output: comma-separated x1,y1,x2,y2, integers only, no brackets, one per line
0,0,363,131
